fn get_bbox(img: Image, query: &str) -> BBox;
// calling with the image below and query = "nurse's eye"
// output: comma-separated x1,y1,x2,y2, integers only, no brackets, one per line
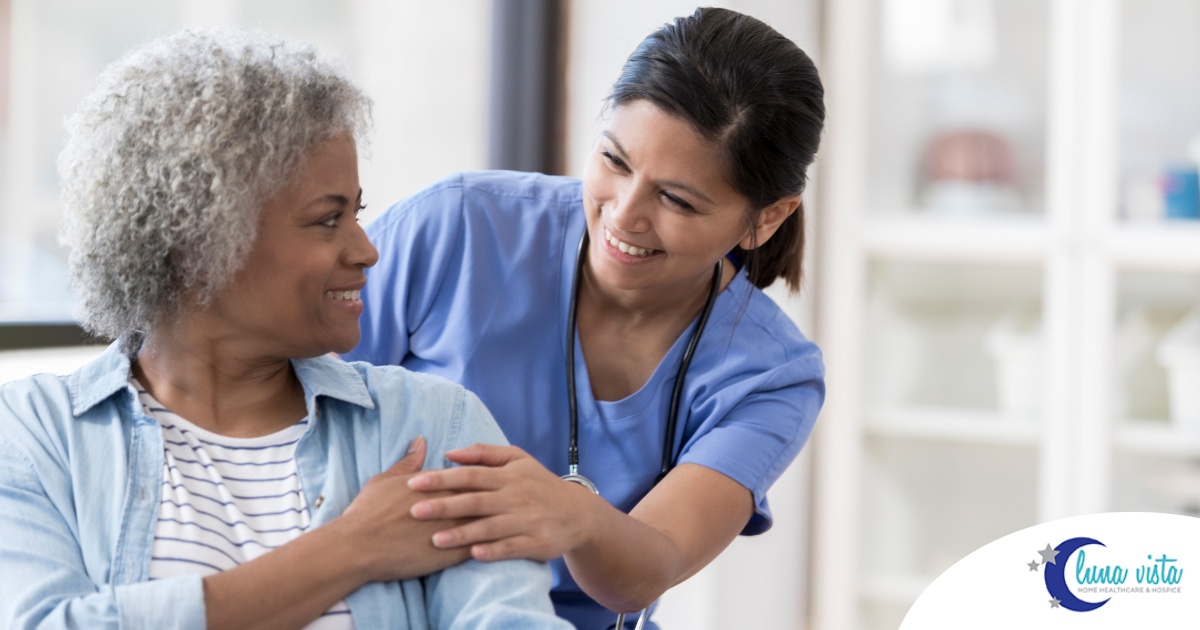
660,191,695,213
601,150,629,172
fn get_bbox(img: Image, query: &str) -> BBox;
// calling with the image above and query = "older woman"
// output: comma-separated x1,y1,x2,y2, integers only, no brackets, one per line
0,29,569,630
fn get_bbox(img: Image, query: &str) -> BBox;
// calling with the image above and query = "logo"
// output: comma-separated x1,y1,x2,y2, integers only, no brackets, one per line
900,513,1200,628
1027,537,1184,611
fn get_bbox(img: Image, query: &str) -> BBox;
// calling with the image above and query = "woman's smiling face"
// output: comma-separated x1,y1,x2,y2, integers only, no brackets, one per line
580,100,755,298
206,134,379,358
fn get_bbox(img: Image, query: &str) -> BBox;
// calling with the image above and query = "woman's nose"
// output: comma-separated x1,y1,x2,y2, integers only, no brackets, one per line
347,222,379,268
608,188,651,232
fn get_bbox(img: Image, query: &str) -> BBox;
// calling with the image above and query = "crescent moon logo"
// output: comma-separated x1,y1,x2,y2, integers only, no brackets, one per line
1043,537,1110,612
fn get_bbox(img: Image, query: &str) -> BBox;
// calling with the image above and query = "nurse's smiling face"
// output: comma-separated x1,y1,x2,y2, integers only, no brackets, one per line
580,100,756,298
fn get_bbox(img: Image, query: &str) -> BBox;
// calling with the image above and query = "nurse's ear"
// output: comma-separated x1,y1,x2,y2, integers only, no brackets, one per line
739,195,801,250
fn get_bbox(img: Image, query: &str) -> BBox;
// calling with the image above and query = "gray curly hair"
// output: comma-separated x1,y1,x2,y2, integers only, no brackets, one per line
58,28,371,353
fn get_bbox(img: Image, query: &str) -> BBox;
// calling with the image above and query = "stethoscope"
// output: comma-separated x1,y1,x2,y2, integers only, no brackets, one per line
560,230,723,630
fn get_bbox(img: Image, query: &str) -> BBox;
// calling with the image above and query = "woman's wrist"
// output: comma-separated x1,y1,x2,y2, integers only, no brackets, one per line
320,512,382,584
201,517,372,630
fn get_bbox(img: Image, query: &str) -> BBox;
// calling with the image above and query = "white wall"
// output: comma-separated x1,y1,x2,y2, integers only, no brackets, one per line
0,0,491,320
563,3,823,628
0,345,106,385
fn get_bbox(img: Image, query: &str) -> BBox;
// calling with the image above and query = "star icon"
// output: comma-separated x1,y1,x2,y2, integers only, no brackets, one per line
1049,597,1061,609
1028,559,1040,572
1038,544,1060,565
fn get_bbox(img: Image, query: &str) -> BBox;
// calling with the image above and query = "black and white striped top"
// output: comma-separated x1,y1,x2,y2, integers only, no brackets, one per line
135,381,354,629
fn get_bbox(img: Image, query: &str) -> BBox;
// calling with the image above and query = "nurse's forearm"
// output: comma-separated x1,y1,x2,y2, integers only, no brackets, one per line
408,445,753,610
564,463,753,613
562,501,685,613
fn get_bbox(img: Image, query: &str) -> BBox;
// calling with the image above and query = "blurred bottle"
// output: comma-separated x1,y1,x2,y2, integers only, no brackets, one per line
1162,165,1200,220
1164,132,1200,221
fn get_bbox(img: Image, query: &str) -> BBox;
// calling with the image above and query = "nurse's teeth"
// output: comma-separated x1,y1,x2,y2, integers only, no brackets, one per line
604,228,656,258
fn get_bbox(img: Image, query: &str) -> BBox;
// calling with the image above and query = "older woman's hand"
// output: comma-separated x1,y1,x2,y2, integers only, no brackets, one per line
338,437,473,581
405,444,603,563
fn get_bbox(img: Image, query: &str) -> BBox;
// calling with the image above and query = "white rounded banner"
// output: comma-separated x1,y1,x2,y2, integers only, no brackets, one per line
901,512,1199,629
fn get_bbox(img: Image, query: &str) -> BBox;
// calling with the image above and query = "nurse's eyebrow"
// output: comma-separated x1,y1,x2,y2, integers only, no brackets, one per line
604,131,716,205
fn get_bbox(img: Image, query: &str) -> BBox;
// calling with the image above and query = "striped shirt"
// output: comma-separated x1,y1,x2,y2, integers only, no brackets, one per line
135,381,354,629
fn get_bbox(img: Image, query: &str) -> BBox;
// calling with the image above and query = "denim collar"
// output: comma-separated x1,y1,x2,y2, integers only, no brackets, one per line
68,342,375,417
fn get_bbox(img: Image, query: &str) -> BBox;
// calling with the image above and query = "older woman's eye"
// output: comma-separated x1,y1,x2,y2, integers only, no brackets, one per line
355,203,367,222
320,212,343,227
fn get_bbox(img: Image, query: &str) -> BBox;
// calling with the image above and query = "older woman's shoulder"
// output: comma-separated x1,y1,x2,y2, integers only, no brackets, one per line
332,357,505,454
1,343,137,452
0,371,73,408
0,371,78,458
345,358,462,392
331,357,470,414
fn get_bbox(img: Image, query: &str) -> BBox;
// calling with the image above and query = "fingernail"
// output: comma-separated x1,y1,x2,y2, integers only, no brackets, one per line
411,502,432,518
407,436,425,454
432,532,452,548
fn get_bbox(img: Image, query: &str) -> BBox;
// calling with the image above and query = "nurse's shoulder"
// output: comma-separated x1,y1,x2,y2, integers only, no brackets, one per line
369,170,581,236
365,170,583,280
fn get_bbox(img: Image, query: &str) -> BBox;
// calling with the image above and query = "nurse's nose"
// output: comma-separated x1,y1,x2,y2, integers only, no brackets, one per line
608,186,652,233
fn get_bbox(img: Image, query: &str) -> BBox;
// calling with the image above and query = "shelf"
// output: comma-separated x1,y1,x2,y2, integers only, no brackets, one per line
861,214,1050,264
1115,421,1200,457
1109,223,1200,271
864,406,1039,445
814,1,1200,628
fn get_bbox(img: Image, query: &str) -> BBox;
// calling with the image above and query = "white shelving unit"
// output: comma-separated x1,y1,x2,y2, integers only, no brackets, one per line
865,406,1039,446
811,0,1200,628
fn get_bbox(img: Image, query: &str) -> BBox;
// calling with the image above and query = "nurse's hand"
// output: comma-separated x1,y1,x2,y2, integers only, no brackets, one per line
338,436,473,580
406,444,602,562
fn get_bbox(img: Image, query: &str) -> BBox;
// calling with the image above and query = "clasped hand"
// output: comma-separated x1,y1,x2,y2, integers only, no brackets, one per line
406,444,601,563
337,436,471,582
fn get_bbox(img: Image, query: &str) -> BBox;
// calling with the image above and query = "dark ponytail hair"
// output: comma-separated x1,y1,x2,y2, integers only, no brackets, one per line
606,7,824,291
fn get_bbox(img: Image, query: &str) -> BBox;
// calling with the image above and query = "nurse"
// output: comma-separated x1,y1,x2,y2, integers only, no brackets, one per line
344,7,825,628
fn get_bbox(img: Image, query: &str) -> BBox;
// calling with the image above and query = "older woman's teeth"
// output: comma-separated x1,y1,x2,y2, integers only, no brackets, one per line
326,290,361,301
605,228,656,258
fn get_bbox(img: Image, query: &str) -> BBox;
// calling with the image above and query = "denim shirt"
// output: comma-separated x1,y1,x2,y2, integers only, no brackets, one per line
0,342,570,630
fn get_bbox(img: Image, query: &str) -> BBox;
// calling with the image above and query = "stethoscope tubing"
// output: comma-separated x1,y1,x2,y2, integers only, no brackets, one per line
565,229,723,630
565,230,722,482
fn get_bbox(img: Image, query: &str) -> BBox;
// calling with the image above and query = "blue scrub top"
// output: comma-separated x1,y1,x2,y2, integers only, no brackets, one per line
345,171,825,629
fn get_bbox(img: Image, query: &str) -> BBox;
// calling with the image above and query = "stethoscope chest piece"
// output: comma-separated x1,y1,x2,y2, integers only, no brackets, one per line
560,472,600,494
